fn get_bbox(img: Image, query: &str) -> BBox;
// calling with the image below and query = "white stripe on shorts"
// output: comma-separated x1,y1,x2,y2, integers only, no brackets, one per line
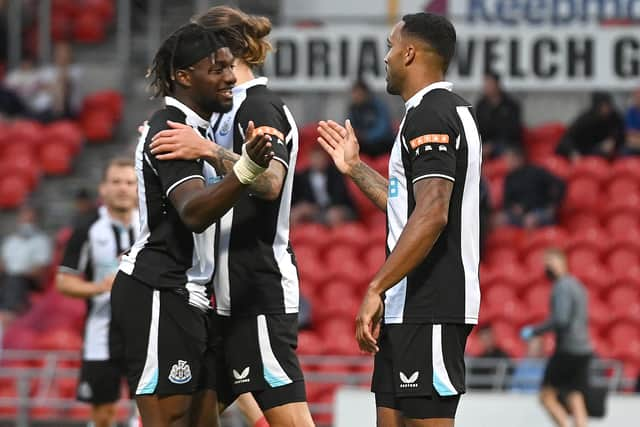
136,290,160,395
432,324,458,396
257,315,293,388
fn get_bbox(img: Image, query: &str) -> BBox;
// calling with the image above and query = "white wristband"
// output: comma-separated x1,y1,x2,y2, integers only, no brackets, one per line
233,143,267,184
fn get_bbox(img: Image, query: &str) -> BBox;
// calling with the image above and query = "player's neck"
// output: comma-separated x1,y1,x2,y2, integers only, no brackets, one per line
173,91,211,121
233,63,255,85
106,207,133,227
401,72,445,102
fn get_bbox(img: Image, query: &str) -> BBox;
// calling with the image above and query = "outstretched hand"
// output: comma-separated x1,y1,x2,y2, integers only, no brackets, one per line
243,121,274,168
317,119,361,175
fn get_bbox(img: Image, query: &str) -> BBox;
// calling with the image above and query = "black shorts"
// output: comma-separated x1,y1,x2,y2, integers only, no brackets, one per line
542,352,591,392
77,360,122,404
215,313,307,411
372,323,472,419
110,272,210,397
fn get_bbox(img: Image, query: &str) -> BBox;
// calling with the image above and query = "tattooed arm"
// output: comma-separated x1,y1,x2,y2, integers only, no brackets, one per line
317,119,388,211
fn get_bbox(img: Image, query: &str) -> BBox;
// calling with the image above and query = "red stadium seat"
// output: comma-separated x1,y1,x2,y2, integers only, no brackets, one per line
0,153,40,191
610,157,640,182
484,247,519,266
73,11,106,43
325,256,367,287
39,144,73,175
569,156,610,182
588,297,610,329
568,248,600,272
563,212,600,233
606,249,639,277
609,322,639,348
482,158,509,180
290,223,330,249
324,244,358,266
0,175,30,209
52,0,77,17
347,180,378,218
573,262,611,292
7,119,44,147
327,222,368,251
565,227,607,254
45,120,84,155
534,155,571,180
563,178,600,212
297,331,325,355
83,0,115,21
371,154,390,178
51,11,71,41
364,245,385,279
522,248,547,283
38,329,82,351
83,90,124,122
606,213,640,239
524,284,550,312
484,284,517,306
485,226,525,249
486,262,530,291
81,109,115,141
520,226,568,255
606,177,639,199
487,176,504,209
607,285,639,308
600,193,640,219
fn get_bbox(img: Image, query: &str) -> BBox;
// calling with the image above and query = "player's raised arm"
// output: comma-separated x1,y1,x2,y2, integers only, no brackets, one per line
166,122,273,233
317,119,389,211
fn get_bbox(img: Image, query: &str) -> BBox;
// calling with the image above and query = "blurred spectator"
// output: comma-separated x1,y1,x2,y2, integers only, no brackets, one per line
4,58,47,118
298,294,312,330
347,79,394,157
469,324,510,390
292,146,356,226
510,337,545,393
475,72,523,158
521,248,592,427
623,87,640,155
557,91,624,159
0,84,28,118
36,41,83,121
502,148,565,229
72,188,95,222
0,205,52,327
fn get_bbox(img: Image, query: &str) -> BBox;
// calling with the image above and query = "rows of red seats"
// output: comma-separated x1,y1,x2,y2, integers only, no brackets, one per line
0,90,123,209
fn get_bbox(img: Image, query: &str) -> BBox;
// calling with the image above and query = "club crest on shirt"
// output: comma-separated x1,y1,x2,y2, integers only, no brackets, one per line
219,118,233,136
168,360,192,384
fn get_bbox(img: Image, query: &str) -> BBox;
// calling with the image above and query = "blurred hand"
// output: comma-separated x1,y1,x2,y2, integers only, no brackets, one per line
317,119,361,175
98,274,116,294
243,121,274,168
150,121,212,161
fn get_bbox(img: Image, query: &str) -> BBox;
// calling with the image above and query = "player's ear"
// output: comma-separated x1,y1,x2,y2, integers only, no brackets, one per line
404,44,416,66
174,69,191,88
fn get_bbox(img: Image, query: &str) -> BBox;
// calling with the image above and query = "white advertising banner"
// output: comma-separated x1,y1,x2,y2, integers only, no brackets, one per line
261,24,640,91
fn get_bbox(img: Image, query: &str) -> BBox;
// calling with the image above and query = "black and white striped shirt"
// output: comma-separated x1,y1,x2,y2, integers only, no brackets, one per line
120,97,219,311
209,77,299,317
385,81,481,325
59,206,139,361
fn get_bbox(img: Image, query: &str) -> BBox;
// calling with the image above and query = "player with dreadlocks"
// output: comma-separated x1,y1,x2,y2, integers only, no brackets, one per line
110,23,273,427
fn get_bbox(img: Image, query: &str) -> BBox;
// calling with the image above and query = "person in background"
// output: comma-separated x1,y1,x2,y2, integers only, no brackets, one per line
72,188,96,222
0,205,52,330
37,41,83,121
557,92,624,160
292,145,356,226
521,248,592,427
510,336,546,393
502,147,565,229
4,57,46,118
469,324,510,390
475,72,523,158
347,79,395,157
623,87,640,155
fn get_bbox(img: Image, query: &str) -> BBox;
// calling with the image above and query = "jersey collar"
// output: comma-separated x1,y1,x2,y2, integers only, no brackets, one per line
165,96,210,128
405,81,453,110
232,77,268,93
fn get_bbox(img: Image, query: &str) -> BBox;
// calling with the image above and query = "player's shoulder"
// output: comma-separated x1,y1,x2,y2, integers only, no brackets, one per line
69,209,101,237
418,89,471,112
148,106,187,128
240,85,286,115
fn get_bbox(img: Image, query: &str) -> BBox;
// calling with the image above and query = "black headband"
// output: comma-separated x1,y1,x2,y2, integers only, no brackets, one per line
172,25,225,70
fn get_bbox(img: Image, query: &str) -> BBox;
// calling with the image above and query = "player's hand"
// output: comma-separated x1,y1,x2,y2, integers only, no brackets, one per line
520,326,534,341
355,288,383,354
317,119,361,176
137,120,149,136
150,120,212,160
97,274,116,295
244,121,274,168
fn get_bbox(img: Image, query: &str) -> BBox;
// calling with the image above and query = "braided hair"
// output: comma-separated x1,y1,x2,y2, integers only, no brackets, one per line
147,23,226,98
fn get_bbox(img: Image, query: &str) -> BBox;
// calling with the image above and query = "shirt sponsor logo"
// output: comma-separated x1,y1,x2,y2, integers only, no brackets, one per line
399,371,419,389
233,367,251,384
168,360,192,384
410,134,449,149
389,177,400,198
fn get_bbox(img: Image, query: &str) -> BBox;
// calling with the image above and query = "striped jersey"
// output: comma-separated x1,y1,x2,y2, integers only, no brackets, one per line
119,97,219,311
59,206,139,361
209,77,299,317
384,81,481,325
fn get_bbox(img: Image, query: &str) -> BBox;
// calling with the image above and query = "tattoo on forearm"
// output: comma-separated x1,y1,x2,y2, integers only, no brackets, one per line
350,162,388,211
214,147,278,198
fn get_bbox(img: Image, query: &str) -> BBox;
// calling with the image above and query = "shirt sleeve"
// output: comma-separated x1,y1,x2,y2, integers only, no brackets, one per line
236,98,291,168
59,224,91,277
144,109,205,197
402,104,458,184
